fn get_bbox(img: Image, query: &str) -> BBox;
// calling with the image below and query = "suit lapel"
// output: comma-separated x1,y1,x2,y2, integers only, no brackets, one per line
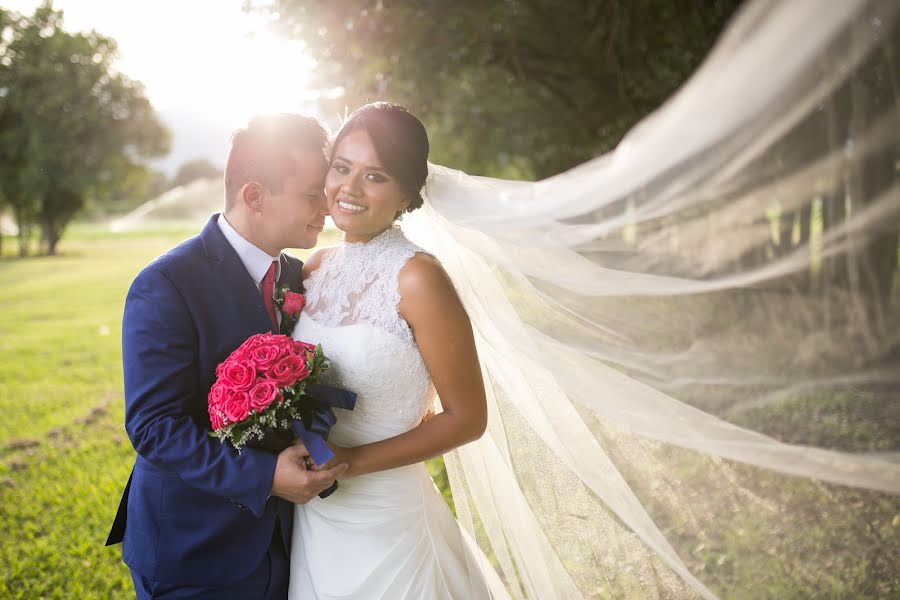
277,254,303,295
201,215,278,335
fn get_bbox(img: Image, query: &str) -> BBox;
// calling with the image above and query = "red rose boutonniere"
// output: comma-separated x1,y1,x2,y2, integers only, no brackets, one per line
274,286,305,336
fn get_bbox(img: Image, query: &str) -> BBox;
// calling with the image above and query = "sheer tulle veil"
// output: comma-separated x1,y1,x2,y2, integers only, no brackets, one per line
400,0,900,597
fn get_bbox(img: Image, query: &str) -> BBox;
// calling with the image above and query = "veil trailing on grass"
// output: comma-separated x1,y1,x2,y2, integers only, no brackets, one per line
402,0,900,597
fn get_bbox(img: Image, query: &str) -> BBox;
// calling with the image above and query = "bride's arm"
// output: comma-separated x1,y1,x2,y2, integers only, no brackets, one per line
324,253,488,477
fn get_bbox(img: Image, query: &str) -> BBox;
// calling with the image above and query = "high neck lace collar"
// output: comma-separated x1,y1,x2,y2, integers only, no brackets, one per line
340,227,404,256
302,224,430,345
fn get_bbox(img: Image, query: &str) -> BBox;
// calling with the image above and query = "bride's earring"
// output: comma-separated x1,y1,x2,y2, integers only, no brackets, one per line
394,197,409,221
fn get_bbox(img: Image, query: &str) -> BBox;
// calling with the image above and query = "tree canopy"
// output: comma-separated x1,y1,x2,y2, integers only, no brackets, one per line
269,0,742,179
0,2,169,255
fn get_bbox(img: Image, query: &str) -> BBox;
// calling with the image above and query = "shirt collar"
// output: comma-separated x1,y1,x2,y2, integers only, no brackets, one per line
216,214,281,288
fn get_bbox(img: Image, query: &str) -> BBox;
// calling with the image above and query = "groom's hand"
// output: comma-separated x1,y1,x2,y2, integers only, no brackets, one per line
270,445,348,504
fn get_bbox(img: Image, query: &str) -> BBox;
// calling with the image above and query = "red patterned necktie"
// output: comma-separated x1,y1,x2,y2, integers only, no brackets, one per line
261,260,278,331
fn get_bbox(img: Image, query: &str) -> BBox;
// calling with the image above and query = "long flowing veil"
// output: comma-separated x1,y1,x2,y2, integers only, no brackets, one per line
401,0,900,597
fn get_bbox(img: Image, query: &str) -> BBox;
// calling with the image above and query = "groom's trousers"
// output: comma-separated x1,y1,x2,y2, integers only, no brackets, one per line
130,517,289,599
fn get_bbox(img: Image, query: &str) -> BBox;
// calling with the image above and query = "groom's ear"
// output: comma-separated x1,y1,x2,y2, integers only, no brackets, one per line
241,181,265,214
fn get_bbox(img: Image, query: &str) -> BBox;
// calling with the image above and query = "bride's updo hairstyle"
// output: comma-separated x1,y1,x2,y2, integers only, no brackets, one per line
330,102,429,215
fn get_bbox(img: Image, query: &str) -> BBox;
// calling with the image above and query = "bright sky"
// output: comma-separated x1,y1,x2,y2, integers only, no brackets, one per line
3,0,325,129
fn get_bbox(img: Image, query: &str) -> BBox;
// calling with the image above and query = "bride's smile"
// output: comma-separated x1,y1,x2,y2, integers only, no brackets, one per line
335,200,367,213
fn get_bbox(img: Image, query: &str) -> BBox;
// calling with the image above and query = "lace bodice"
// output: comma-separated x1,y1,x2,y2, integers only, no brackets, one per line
293,227,435,442
303,227,426,345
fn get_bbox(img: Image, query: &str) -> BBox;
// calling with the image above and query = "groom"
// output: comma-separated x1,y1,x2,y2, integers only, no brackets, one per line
106,114,347,599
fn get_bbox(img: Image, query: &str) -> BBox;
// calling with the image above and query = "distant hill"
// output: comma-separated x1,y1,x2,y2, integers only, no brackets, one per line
151,107,234,177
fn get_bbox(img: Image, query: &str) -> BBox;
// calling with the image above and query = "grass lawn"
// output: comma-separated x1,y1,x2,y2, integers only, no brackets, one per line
1,229,193,598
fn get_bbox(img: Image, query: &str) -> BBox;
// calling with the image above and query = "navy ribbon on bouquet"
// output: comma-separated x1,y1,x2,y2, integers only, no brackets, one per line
292,383,357,498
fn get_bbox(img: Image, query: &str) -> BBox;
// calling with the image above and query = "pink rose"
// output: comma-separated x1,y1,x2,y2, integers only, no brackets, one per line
247,344,282,370
218,359,256,391
273,334,296,350
235,333,267,353
271,355,309,387
290,341,317,366
215,359,228,378
208,383,227,430
282,292,306,317
208,382,226,408
278,337,299,361
223,389,251,423
249,380,281,411
209,407,224,431
292,340,317,356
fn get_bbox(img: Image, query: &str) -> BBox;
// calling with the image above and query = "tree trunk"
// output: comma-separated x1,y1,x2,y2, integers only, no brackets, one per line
40,218,59,256
787,201,813,292
776,210,793,257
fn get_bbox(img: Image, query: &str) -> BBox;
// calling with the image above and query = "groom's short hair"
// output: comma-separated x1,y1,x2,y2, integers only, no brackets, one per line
224,114,329,211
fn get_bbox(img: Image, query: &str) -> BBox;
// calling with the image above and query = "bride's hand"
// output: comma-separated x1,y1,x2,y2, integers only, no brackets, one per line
313,443,357,477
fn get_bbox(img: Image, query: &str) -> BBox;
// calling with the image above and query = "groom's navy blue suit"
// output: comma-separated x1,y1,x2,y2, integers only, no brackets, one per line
107,214,302,598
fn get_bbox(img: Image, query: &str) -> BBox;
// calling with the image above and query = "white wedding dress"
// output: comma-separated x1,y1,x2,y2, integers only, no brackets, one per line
288,227,500,599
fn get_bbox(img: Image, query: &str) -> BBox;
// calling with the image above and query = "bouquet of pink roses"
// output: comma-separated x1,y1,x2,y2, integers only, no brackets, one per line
208,287,355,500
208,332,330,452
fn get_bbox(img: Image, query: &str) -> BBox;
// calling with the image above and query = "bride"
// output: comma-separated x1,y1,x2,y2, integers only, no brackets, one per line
288,102,499,599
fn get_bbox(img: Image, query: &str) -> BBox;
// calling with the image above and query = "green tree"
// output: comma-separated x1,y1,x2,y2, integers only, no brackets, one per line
0,7,32,256
0,3,170,255
269,0,741,178
171,158,222,189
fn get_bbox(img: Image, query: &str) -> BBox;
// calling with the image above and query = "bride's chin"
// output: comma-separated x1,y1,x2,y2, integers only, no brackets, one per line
330,212,355,227
331,215,383,236
330,218,357,235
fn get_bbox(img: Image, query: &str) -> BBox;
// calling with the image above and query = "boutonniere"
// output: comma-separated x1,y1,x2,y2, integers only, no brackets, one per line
274,286,305,336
